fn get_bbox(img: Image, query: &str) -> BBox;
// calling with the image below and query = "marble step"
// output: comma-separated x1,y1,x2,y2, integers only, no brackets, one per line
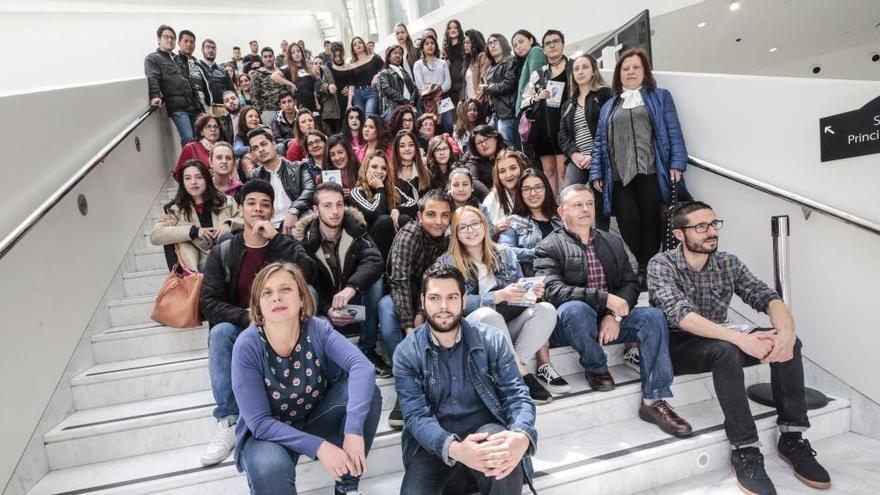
43,363,754,473
632,431,880,495
107,295,174,328
70,350,211,409
70,342,621,410
74,393,849,495
122,269,172,297
133,247,165,272
534,397,850,494
91,322,208,364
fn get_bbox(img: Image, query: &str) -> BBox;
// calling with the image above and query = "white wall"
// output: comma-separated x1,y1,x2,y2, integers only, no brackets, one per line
756,43,880,81
0,10,323,94
0,80,177,492
655,70,880,403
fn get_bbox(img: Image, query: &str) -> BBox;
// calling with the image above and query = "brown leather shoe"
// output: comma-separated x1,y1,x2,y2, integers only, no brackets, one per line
639,400,693,437
585,371,615,391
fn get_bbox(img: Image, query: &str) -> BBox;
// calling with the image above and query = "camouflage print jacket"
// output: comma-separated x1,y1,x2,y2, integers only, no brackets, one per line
250,67,284,112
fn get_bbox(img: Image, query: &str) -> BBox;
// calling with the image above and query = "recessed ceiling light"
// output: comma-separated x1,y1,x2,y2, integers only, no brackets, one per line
697,22,707,28
729,1,741,11
769,47,778,52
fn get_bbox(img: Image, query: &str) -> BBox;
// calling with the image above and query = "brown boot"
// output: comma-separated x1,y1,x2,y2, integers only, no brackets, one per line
585,371,615,391
639,400,693,437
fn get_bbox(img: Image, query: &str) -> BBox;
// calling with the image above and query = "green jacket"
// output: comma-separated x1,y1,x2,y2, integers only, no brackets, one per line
515,46,547,117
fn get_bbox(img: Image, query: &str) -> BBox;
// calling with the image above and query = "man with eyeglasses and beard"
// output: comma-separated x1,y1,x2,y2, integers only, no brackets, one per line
648,201,830,495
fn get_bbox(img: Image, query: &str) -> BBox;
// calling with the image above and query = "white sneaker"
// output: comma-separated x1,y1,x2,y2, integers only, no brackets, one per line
535,363,571,394
623,346,641,373
200,419,236,466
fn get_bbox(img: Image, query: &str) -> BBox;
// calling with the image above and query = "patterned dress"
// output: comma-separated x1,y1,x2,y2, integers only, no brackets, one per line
258,326,327,428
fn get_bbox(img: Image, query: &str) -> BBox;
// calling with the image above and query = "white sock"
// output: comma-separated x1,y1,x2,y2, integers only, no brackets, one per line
643,398,659,406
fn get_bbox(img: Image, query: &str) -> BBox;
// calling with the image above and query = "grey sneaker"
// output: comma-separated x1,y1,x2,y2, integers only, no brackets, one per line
623,346,641,373
535,363,571,394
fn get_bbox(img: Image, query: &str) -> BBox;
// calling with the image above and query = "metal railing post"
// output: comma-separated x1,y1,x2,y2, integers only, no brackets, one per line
771,216,791,305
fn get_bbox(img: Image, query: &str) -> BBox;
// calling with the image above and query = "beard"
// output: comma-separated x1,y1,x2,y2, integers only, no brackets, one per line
426,310,462,333
685,235,718,254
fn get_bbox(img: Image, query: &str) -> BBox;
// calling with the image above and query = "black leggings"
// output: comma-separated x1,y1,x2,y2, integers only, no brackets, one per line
611,173,661,267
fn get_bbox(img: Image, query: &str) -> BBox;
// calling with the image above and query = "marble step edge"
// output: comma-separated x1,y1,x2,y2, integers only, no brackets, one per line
532,397,851,492
35,396,849,495
295,397,852,495
91,323,207,344
49,364,712,447
106,295,157,310
122,269,169,281
133,246,163,256
70,350,210,387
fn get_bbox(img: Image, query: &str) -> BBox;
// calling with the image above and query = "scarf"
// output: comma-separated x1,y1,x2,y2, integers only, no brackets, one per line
200,138,215,152
620,87,644,109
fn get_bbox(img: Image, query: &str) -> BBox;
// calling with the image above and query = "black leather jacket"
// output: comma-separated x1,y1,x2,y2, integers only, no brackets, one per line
558,86,612,167
252,158,316,216
534,227,639,314
198,59,235,106
378,66,419,113
144,48,201,113
484,56,518,120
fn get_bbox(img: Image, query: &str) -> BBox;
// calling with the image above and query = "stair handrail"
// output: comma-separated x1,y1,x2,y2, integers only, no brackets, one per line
0,106,157,260
687,155,880,237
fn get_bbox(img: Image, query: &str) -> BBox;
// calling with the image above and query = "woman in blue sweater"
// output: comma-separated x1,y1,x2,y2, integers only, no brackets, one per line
231,262,382,495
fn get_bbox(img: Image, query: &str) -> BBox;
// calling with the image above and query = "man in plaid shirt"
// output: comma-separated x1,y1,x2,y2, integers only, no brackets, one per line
378,189,453,430
648,201,830,495
534,185,692,438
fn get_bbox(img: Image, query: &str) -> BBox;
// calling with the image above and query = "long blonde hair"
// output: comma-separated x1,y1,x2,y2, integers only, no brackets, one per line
448,206,498,279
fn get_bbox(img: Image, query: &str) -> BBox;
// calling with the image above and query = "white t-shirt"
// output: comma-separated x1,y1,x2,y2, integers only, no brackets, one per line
267,167,293,226
474,261,497,295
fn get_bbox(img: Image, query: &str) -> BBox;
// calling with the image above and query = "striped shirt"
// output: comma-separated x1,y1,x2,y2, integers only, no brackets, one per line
573,103,594,154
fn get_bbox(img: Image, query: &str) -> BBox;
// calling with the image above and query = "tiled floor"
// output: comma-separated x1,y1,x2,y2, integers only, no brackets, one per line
633,432,880,495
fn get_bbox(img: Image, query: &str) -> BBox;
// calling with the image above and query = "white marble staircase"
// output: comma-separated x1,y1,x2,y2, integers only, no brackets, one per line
24,188,853,495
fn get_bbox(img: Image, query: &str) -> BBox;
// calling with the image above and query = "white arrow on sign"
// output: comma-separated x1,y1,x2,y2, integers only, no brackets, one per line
824,126,835,134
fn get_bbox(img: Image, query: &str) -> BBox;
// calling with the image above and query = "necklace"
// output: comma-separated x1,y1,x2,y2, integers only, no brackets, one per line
548,56,565,68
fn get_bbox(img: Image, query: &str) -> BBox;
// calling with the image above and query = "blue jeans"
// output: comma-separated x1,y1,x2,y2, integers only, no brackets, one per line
400,422,524,495
352,86,380,115
169,111,198,147
555,301,673,399
332,279,383,354
208,322,246,421
495,117,521,150
377,294,405,362
240,377,383,494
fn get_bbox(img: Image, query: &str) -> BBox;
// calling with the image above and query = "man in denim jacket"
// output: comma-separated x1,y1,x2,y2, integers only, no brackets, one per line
393,264,537,494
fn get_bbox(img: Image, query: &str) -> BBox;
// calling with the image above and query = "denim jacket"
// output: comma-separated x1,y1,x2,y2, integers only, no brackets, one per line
435,245,523,316
392,319,538,489
499,215,564,275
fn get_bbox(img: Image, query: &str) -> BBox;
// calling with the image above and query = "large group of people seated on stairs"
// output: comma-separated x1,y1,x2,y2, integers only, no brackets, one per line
145,21,831,495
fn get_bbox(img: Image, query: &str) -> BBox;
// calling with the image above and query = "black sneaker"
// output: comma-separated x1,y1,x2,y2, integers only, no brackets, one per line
778,436,830,489
388,399,404,430
365,350,393,379
523,373,552,405
731,447,776,495
535,363,571,394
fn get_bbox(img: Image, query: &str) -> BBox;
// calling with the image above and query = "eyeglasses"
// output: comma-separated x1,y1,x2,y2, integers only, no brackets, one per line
203,124,220,130
457,221,483,234
521,184,545,194
475,138,493,148
543,39,562,48
160,34,175,40
307,140,324,148
487,39,499,46
680,220,724,233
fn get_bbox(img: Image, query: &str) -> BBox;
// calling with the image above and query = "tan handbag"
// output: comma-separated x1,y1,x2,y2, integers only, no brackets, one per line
150,245,204,328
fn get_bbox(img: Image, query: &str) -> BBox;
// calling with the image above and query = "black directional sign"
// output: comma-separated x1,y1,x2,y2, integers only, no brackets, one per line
819,95,880,162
